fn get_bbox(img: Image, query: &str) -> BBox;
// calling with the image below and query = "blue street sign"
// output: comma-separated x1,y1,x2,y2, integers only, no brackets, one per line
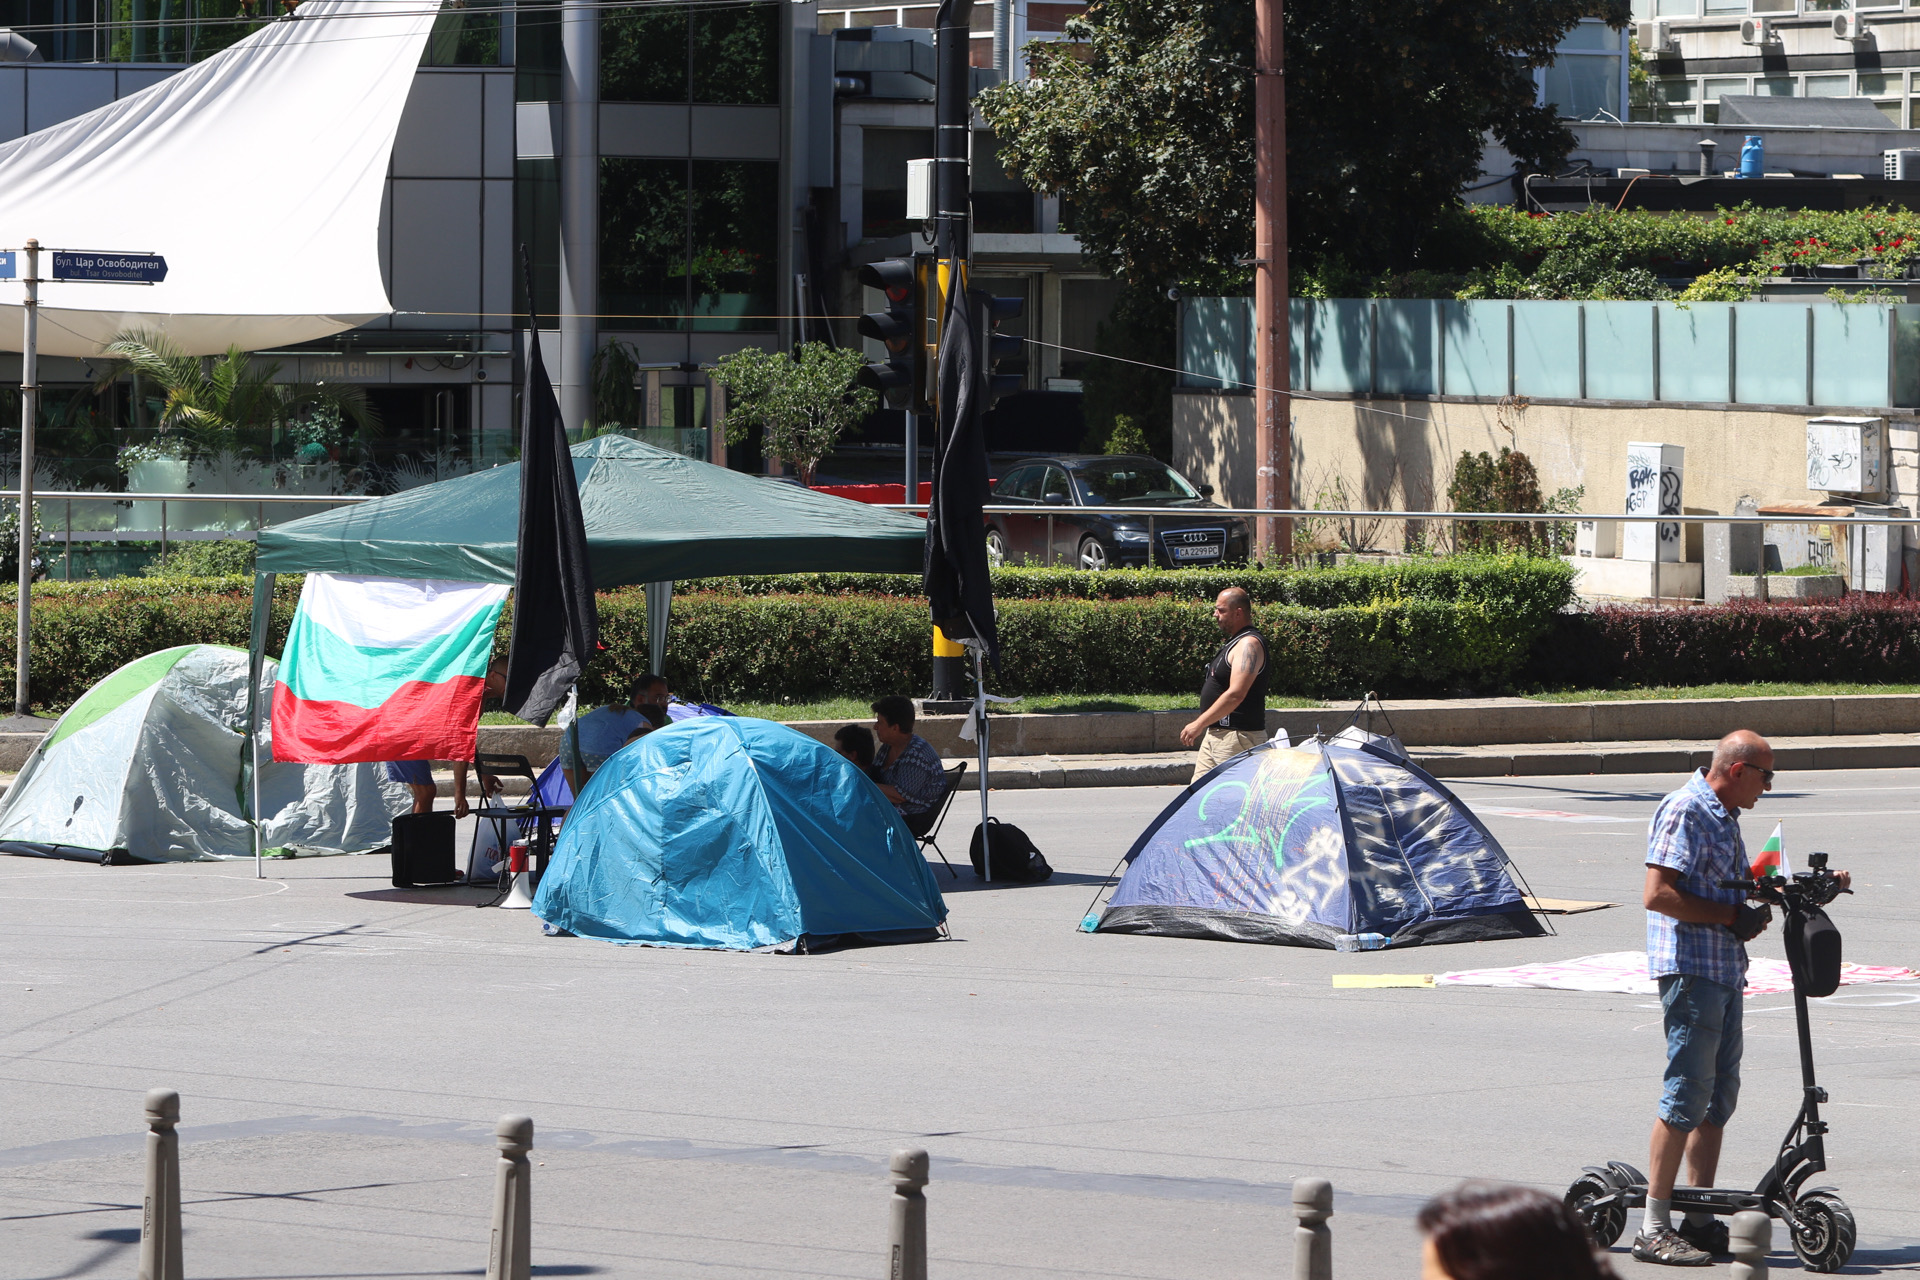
0,251,13,280
51,251,167,284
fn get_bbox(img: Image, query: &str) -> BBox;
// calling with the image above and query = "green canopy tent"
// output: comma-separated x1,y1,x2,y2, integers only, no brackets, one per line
240,437,928,874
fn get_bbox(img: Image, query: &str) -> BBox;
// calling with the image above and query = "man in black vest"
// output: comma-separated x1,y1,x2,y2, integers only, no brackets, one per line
1180,587,1270,783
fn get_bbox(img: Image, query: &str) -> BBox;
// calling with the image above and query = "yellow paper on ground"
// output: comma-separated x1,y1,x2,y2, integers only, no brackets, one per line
1332,974,1435,988
1523,896,1615,915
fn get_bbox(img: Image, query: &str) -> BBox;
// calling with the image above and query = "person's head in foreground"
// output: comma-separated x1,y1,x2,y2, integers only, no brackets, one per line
634,674,670,708
1211,586,1252,636
1706,728,1774,811
834,724,876,768
871,695,916,748
1418,1183,1617,1280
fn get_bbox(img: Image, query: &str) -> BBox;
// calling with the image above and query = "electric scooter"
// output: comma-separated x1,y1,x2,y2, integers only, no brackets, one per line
1564,852,1856,1272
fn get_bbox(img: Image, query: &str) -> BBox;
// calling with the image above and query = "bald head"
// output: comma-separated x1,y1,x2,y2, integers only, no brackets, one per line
1707,729,1774,811
1212,587,1253,635
1711,729,1770,775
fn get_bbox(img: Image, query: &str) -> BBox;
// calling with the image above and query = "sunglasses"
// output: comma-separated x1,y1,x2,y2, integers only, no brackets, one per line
1738,763,1776,783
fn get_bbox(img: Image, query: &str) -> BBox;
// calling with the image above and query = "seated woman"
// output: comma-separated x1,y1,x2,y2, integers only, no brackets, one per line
833,724,881,780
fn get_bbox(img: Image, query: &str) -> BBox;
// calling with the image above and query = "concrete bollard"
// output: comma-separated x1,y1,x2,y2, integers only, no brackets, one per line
1292,1177,1333,1280
138,1088,183,1280
888,1147,929,1280
1730,1211,1771,1280
487,1115,533,1280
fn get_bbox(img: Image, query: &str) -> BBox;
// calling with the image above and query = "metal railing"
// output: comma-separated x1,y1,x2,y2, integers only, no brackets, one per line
6,490,373,578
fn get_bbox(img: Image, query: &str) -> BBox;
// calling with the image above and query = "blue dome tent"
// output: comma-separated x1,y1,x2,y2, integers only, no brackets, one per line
1092,738,1546,949
532,717,948,950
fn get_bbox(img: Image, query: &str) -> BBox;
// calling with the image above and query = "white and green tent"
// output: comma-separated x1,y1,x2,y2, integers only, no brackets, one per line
0,645,407,863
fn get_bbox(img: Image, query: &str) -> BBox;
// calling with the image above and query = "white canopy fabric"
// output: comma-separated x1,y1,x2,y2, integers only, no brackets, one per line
0,0,439,357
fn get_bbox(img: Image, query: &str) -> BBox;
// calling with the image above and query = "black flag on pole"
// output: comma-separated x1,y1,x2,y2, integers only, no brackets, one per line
503,246,597,724
924,280,998,666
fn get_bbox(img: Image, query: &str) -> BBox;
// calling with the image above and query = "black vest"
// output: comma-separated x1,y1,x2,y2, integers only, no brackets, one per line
1199,627,1269,731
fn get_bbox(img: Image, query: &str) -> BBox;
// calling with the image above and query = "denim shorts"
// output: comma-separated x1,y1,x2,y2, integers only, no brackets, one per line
384,759,434,787
1658,973,1743,1131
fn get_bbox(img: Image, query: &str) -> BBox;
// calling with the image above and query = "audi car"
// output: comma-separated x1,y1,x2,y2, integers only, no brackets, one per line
985,455,1250,570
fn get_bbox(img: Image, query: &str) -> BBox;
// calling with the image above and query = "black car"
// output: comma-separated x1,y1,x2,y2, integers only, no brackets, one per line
986,455,1250,570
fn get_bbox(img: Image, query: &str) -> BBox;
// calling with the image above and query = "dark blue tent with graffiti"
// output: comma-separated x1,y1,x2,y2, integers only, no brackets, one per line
1093,738,1545,949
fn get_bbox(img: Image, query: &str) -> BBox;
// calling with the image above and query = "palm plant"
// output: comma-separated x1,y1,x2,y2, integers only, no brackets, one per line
95,331,379,463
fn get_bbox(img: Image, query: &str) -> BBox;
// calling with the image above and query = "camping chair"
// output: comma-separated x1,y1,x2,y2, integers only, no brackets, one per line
905,761,967,880
471,753,569,900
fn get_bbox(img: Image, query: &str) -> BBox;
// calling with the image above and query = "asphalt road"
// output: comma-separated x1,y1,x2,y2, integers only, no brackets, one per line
3,767,1918,1278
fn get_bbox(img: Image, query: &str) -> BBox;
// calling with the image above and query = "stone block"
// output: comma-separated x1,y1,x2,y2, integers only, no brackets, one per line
1831,696,1920,733
1570,557,1703,601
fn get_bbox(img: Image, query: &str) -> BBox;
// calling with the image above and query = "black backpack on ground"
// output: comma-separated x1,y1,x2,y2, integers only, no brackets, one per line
969,818,1052,883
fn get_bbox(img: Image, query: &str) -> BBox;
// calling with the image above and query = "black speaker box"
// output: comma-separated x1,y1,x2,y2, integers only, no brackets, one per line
390,811,459,888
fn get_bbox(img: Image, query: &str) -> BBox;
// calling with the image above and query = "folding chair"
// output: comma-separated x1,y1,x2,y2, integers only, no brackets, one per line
905,761,968,880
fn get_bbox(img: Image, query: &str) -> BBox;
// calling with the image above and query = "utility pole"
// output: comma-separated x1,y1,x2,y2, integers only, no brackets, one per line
1253,0,1291,562
557,0,599,433
15,238,37,717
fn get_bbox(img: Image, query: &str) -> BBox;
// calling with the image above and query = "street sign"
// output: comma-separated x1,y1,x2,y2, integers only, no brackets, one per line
0,251,13,280
50,250,167,283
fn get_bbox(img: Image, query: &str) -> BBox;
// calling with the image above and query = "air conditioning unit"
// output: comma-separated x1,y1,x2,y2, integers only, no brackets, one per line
1634,21,1679,55
1740,17,1778,46
1884,149,1920,181
1832,12,1871,42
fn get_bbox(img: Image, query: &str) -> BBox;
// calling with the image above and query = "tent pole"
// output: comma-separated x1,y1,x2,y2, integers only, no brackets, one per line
245,571,276,879
972,645,990,881
645,581,672,676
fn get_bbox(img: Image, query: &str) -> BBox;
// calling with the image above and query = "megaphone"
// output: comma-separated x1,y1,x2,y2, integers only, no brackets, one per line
500,841,535,910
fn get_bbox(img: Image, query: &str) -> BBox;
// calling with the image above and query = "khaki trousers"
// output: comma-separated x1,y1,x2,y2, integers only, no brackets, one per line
1192,726,1268,783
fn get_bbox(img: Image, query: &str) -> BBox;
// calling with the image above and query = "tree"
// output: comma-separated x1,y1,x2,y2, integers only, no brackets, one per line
976,0,1627,287
710,343,876,487
97,332,377,461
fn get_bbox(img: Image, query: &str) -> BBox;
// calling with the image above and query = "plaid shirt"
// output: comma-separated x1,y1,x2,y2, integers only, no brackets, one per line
1646,769,1750,989
876,733,944,815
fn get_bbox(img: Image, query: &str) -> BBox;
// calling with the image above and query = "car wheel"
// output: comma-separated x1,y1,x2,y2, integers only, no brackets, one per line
986,529,1008,567
1077,536,1110,571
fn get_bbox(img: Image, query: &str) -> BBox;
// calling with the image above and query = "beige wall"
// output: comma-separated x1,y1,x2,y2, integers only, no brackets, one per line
1174,391,1920,549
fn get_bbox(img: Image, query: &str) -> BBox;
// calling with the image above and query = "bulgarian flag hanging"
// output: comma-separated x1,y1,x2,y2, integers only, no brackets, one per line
271,574,510,764
1751,822,1790,878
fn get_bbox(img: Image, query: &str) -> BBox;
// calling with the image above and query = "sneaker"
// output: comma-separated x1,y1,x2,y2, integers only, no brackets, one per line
1632,1227,1713,1267
1677,1217,1730,1257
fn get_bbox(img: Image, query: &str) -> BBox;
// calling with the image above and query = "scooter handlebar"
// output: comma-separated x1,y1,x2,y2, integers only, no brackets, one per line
1718,852,1851,909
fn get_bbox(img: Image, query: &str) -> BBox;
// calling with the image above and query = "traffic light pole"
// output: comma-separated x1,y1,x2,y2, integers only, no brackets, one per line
926,0,973,710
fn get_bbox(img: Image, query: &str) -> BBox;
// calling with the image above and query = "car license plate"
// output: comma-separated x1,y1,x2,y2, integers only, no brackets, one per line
1171,545,1219,561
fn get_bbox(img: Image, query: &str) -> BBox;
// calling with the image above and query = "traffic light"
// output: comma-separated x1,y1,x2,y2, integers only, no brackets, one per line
972,289,1024,408
856,257,927,410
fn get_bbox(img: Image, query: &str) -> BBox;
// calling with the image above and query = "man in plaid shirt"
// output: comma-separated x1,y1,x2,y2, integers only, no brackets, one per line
1632,730,1846,1266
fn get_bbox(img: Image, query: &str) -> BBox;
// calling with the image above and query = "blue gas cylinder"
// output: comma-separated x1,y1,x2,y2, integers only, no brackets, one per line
1739,135,1765,179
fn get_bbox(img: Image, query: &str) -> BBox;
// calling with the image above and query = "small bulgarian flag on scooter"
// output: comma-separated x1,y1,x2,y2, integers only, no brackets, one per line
1751,822,1789,878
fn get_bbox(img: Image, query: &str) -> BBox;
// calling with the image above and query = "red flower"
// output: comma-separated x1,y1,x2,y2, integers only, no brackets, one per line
1725,217,1735,225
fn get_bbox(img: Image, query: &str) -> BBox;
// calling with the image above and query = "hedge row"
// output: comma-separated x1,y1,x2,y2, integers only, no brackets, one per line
1525,596,1920,689
11,575,1920,715
696,556,1577,610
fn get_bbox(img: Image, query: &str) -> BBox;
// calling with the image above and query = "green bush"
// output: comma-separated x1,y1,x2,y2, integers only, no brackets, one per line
696,556,1577,610
0,558,1575,713
579,590,1558,703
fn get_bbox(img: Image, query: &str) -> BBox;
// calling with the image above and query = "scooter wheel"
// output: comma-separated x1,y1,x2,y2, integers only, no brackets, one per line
1793,1191,1857,1272
1565,1173,1627,1248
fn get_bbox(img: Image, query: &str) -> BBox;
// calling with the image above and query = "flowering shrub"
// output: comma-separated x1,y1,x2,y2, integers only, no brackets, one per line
1297,204,1920,301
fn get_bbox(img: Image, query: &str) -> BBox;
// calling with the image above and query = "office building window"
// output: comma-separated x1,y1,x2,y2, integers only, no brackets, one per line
423,0,505,67
1540,20,1626,122
690,160,778,330
974,133,1036,234
602,1,778,105
601,158,778,332
516,2,560,101
863,127,934,239
515,158,560,322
